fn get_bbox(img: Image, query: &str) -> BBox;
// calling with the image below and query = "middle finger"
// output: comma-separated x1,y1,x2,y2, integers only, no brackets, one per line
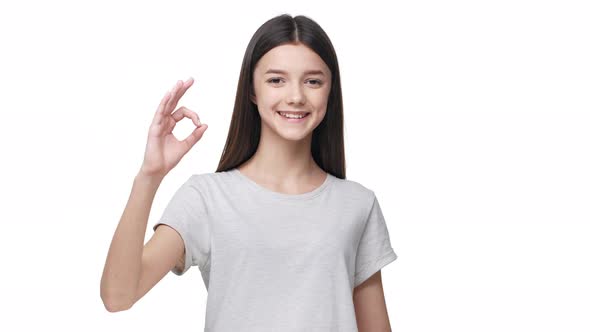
165,77,194,115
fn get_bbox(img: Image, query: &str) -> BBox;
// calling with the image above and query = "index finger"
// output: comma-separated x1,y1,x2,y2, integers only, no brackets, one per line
152,90,172,125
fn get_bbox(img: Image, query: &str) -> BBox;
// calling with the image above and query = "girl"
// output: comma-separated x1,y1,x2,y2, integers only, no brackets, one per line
101,13,397,332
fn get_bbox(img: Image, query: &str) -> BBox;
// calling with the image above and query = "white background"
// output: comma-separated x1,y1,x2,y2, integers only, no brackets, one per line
1,0,588,331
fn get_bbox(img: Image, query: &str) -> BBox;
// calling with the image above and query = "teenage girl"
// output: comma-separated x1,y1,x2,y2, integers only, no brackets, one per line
101,14,397,332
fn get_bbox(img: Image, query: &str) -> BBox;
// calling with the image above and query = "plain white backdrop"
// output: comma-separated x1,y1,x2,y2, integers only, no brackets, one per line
0,0,588,331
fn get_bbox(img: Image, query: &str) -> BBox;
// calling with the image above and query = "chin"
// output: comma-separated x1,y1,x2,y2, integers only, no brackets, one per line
259,113,318,141
271,126,313,141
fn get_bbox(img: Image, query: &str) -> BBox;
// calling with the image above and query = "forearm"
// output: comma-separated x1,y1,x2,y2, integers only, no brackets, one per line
100,172,163,310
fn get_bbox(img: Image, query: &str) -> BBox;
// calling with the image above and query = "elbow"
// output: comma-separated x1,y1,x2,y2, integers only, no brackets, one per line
102,296,134,313
100,288,135,313
100,279,136,312
106,303,132,313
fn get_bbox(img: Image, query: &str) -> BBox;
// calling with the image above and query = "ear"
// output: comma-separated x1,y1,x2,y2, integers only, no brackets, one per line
250,92,257,105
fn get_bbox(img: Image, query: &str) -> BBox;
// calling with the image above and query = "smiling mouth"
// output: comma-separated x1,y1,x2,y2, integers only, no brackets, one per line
276,111,310,119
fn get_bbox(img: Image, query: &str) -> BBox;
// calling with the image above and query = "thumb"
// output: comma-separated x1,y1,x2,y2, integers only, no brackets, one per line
182,124,208,151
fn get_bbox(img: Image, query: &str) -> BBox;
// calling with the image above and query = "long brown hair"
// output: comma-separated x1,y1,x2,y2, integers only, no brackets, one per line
215,14,346,179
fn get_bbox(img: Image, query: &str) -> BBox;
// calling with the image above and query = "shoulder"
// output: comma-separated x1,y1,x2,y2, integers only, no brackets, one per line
330,174,376,204
188,171,226,183
185,171,223,186
184,170,235,194
328,175,380,224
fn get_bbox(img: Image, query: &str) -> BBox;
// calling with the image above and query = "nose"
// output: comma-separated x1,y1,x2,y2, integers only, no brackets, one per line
287,84,306,105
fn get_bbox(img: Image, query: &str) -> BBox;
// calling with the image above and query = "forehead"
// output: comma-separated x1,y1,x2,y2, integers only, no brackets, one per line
255,43,330,76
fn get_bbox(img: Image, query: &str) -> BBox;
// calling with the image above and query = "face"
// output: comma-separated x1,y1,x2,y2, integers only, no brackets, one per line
251,43,332,142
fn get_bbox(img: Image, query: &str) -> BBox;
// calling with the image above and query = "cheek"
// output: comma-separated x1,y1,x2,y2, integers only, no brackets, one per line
258,94,283,112
257,86,282,100
311,93,330,112
314,87,330,102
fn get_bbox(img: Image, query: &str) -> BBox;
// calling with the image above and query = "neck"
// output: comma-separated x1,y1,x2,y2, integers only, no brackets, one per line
239,123,321,182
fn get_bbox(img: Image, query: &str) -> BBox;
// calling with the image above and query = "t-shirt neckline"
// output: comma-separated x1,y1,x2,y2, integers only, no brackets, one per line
229,168,334,201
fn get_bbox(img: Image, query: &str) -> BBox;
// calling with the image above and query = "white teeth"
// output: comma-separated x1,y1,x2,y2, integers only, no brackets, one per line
279,112,308,119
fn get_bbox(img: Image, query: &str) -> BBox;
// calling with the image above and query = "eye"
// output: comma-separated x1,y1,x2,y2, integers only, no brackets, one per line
307,79,323,86
267,77,284,85
266,77,323,86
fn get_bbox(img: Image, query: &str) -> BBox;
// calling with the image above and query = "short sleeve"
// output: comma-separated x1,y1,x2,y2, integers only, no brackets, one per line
354,192,398,288
152,175,211,276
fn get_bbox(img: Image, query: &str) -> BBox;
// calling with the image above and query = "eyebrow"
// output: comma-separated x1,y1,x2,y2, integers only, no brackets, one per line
264,68,326,76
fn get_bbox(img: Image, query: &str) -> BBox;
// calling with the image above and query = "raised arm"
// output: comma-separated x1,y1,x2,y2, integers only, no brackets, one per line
100,77,207,312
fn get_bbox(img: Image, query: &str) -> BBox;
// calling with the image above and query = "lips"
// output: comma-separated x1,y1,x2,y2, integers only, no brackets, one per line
276,111,310,118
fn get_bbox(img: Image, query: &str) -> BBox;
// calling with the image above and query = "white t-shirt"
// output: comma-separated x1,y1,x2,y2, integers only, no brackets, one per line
152,168,398,331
